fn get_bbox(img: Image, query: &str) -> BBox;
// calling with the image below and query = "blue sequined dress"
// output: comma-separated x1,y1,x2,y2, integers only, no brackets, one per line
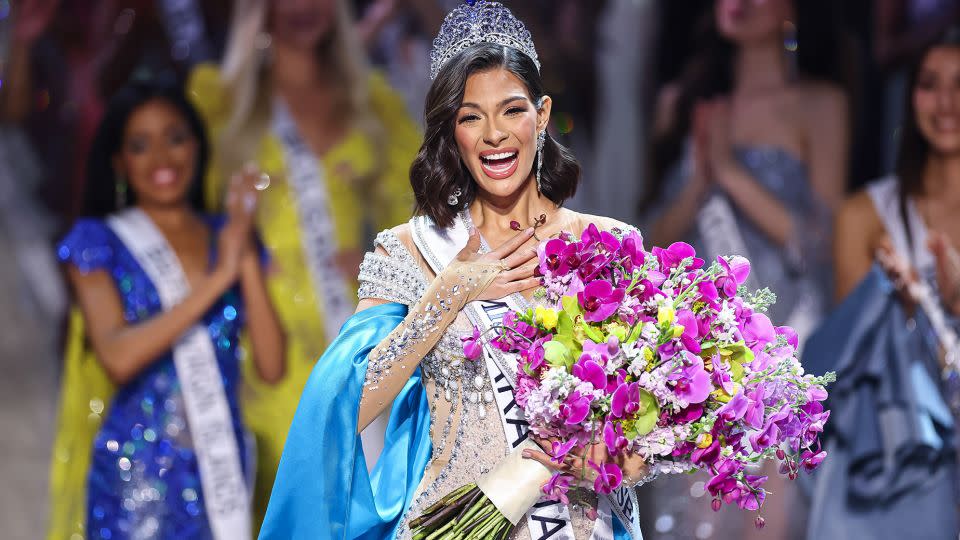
57,216,251,540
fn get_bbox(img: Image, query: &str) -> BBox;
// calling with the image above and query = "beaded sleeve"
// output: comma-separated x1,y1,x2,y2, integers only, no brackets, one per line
357,230,428,307
358,252,501,428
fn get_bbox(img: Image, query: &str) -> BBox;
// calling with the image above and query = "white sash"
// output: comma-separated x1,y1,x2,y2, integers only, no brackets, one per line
272,99,355,342
411,213,643,540
697,194,821,347
107,209,250,540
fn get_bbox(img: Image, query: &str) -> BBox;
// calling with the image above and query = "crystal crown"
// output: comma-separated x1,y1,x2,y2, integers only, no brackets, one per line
429,0,540,80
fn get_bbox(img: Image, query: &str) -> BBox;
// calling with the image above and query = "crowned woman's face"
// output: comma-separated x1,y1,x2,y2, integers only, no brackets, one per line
454,68,551,202
113,99,198,209
269,0,336,51
715,0,793,44
914,46,960,156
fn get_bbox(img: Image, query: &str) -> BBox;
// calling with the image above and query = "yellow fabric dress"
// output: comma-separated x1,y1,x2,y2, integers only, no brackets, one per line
187,64,418,533
45,68,418,540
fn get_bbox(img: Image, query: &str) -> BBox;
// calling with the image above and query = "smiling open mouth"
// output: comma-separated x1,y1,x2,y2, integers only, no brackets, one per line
480,150,519,179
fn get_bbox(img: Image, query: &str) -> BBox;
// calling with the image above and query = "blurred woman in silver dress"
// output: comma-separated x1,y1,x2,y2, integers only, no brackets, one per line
641,0,850,538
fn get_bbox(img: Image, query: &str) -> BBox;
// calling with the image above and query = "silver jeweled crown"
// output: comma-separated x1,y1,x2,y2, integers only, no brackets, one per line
429,0,540,80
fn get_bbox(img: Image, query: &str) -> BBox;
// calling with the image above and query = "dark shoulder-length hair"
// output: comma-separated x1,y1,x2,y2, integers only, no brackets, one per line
894,26,960,246
641,0,846,211
410,43,580,228
83,73,209,217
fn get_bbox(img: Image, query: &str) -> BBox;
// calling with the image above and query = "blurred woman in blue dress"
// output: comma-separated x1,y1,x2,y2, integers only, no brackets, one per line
48,77,286,540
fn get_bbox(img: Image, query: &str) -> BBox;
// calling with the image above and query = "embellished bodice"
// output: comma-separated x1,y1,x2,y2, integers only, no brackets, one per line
357,229,601,539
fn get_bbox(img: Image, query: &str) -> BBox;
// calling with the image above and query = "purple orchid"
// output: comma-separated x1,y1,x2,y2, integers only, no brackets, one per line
610,381,641,419
749,421,782,453
521,336,551,373
717,391,749,423
800,448,827,472
560,391,592,425
692,439,722,465
742,312,776,352
673,403,705,424
676,309,703,354
461,327,483,361
706,458,743,499
711,356,735,395
589,461,623,494
621,230,646,268
776,325,799,349
573,358,608,391
653,242,704,271
715,255,751,297
551,438,579,464
578,280,625,322
735,475,768,511
743,387,766,429
543,473,573,505
669,355,713,404
538,238,571,276
603,421,628,455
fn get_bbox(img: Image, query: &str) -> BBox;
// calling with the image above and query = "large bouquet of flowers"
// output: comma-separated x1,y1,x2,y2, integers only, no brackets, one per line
410,225,834,539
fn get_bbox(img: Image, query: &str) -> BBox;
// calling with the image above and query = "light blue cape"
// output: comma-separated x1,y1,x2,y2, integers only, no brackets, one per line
258,303,432,539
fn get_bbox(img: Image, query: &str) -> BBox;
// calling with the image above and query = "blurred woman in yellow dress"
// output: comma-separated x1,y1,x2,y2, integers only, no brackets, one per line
187,0,419,530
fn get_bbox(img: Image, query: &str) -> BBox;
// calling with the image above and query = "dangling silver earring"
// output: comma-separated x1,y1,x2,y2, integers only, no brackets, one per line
447,186,462,206
256,32,273,66
782,20,798,81
115,173,128,210
535,130,546,193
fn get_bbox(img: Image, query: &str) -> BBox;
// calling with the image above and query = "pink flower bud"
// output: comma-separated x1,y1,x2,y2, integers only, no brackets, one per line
711,498,722,512
755,516,766,529
775,448,786,460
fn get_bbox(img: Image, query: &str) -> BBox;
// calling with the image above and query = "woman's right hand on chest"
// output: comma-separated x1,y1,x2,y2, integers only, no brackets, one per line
444,227,540,305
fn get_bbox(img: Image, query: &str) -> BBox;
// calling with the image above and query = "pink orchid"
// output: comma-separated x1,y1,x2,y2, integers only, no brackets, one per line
551,438,579,464
670,355,713,404
589,461,623,494
538,238,571,276
800,449,827,472
675,310,701,354
461,327,483,361
578,280,625,323
653,242,704,271
715,255,751,297
573,358,607,391
742,312,776,352
561,391,592,425
711,357,734,395
718,391,749,423
776,325,799,349
543,473,573,504
603,421,628,455
610,381,641,419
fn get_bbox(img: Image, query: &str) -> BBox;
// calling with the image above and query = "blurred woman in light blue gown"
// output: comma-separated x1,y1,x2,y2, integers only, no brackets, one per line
804,28,960,540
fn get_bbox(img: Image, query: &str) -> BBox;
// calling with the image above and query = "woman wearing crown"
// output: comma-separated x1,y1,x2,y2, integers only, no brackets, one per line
258,2,646,539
